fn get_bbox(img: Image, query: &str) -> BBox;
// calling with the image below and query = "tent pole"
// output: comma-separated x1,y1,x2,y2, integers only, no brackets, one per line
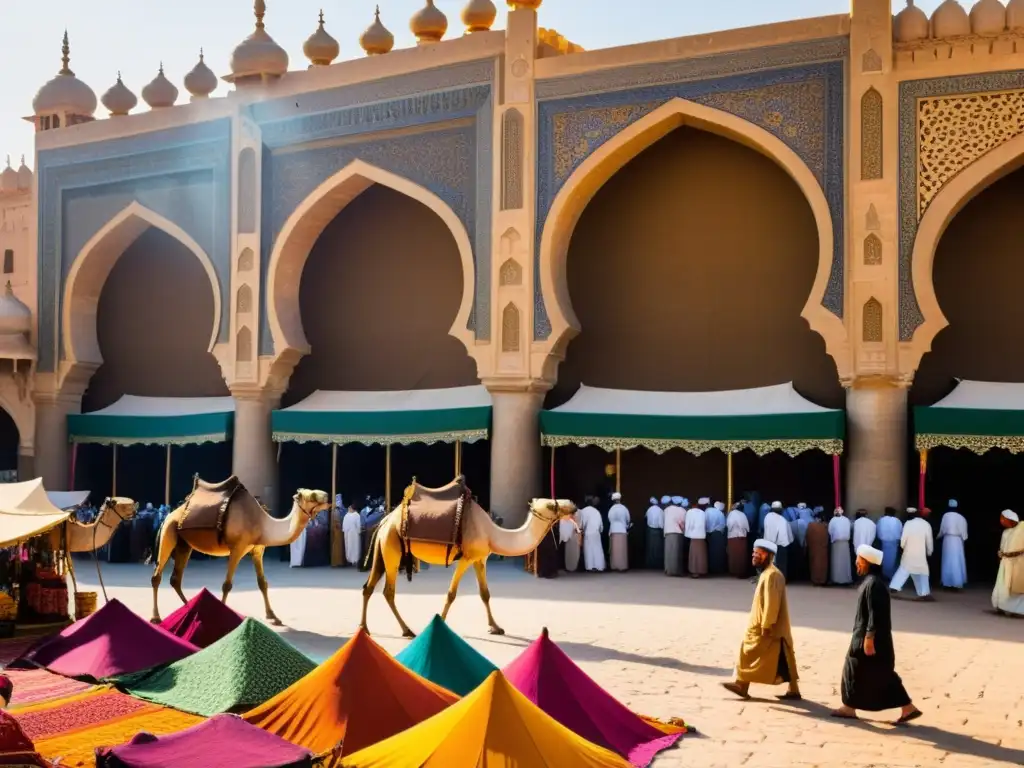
69,442,78,491
727,452,733,510
111,444,118,497
164,445,172,507
385,444,392,512
454,440,462,477
550,445,556,498
918,449,927,510
331,443,338,506
615,448,621,494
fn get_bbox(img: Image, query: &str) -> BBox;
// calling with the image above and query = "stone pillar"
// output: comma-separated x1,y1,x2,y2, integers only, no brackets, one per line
17,452,34,482
33,390,83,489
845,379,907,513
487,387,545,527
231,388,280,508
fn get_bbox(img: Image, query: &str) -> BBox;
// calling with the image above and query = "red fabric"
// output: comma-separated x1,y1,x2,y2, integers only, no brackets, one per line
10,599,198,680
159,589,243,649
502,631,684,768
0,710,35,754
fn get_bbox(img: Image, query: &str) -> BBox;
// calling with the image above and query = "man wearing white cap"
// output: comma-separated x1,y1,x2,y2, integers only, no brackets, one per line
994,509,1024,616
828,507,853,585
662,496,686,577
722,539,801,701
938,499,968,590
342,501,363,567
685,498,709,577
644,497,665,571
578,496,606,573
833,544,922,724
607,492,631,572
726,502,751,578
559,506,581,572
762,502,794,579
889,507,933,600
876,507,903,581
706,501,728,575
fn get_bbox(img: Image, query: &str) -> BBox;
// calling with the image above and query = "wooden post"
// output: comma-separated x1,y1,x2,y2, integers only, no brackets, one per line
726,452,733,510
164,445,172,506
385,444,392,511
549,445,556,498
331,443,338,505
454,440,461,477
111,444,118,497
615,448,621,494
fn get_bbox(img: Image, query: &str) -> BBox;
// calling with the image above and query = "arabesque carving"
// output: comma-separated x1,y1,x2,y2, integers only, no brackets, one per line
501,302,521,353
861,88,883,181
499,258,522,286
862,297,883,343
237,248,254,272
864,234,882,266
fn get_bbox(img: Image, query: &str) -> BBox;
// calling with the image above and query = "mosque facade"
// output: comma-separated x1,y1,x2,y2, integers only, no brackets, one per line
3,0,1024,525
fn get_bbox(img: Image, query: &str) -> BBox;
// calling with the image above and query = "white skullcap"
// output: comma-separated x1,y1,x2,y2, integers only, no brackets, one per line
1003,509,1020,523
681,497,690,507
753,538,777,554
907,507,919,515
661,496,672,505
611,492,622,502
833,507,845,516
771,501,783,510
714,501,725,511
857,544,883,566
948,499,958,509
671,496,683,505
650,497,659,505
698,497,710,505
797,502,807,509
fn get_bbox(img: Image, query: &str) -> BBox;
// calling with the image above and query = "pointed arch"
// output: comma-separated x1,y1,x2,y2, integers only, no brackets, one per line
62,201,221,369
538,97,845,371
266,159,476,364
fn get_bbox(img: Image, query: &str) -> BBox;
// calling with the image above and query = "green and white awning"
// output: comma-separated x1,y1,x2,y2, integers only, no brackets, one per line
272,386,492,446
67,395,235,446
915,379,1024,454
541,383,844,456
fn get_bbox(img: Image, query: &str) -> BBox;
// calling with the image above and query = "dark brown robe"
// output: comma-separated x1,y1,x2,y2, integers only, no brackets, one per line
806,521,829,586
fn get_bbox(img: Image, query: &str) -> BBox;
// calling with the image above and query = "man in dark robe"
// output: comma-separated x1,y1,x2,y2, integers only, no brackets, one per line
806,509,830,586
534,523,560,579
832,545,922,723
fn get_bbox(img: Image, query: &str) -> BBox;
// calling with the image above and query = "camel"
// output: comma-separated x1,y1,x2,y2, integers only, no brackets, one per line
360,493,577,638
64,497,138,553
150,486,330,625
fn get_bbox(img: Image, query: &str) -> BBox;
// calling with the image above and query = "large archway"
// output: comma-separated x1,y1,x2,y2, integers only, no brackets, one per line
0,406,19,481
547,123,843,537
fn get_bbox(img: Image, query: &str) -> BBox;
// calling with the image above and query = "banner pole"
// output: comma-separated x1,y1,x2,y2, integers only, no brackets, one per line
727,452,733,510
615,448,621,494
164,445,172,506
385,444,392,512
111,444,118,497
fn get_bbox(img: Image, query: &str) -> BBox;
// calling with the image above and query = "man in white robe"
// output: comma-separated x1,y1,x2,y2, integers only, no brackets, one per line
579,498,606,572
890,507,933,600
706,501,728,575
994,509,1024,616
762,502,794,579
685,497,709,577
663,496,686,577
726,502,751,578
853,509,877,551
645,497,664,571
938,499,968,590
559,511,581,572
876,507,903,581
828,507,853,585
607,492,631,572
342,504,363,567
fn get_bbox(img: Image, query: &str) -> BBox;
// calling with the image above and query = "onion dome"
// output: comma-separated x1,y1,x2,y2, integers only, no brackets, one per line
931,0,971,37
0,158,16,192
142,64,178,109
32,32,97,117
411,0,448,44
360,6,395,55
101,72,138,116
462,0,497,32
184,50,218,100
894,0,930,41
0,283,31,336
970,0,1008,33
227,0,289,83
16,157,32,191
1009,0,1024,29
304,10,340,66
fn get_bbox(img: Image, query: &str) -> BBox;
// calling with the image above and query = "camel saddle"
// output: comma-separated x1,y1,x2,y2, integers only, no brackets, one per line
399,476,471,565
178,475,257,544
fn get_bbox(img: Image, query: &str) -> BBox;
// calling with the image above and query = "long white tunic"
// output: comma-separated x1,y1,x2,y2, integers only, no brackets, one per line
762,511,793,546
289,525,308,567
579,505,606,571
852,516,877,550
662,505,686,536
608,503,631,534
938,510,968,587
684,507,707,539
558,517,577,543
898,517,934,575
726,509,750,539
828,515,852,543
705,507,727,534
645,504,664,530
342,510,362,565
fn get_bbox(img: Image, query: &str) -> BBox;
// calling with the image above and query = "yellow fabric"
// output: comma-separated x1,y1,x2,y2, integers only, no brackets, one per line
999,523,1024,596
339,672,631,768
735,563,798,685
0,479,72,548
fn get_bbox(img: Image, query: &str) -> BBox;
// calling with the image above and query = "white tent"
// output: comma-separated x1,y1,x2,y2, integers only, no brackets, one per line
0,478,73,547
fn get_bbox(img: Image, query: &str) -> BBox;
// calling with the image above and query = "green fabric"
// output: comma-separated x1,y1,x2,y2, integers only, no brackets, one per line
67,411,234,446
914,406,1024,437
114,618,315,716
395,615,497,696
271,406,491,445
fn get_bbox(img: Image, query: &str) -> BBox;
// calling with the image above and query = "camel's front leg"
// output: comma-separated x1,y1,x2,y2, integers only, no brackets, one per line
169,544,193,605
251,546,282,625
440,559,472,621
221,548,247,606
150,522,179,623
473,560,504,635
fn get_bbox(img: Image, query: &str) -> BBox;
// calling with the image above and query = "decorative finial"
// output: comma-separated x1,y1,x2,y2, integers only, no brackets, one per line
60,30,73,76
4,282,12,295
376,4,381,17
158,61,165,75
255,0,266,30
319,8,325,27
19,155,24,166
4,156,9,169
199,48,205,61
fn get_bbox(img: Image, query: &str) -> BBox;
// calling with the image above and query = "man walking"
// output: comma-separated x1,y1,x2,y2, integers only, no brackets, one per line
890,507,933,601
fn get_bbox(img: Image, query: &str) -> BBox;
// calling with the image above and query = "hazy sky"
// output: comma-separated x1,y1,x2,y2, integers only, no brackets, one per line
1,1,941,167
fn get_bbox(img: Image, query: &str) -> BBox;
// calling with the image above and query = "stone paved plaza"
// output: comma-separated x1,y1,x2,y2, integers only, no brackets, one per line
75,558,1023,768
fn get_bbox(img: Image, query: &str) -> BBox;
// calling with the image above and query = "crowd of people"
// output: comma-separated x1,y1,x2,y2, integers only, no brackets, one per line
551,494,1024,617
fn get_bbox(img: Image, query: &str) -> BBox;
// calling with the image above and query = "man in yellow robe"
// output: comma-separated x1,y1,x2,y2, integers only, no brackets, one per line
994,509,1024,617
721,539,801,700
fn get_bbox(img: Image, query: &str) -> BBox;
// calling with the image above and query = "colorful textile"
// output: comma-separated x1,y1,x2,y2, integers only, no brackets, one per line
0,635,48,667
5,668,92,707
115,618,314,716
9,599,197,680
502,629,686,768
95,714,313,768
339,671,631,767
243,628,457,757
395,615,497,696
0,709,47,767
158,588,243,649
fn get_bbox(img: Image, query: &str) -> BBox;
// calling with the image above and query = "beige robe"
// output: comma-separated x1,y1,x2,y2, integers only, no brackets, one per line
736,563,799,685
993,523,1024,615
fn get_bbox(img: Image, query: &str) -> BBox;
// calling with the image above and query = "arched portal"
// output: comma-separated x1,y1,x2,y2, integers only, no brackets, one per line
0,405,19,480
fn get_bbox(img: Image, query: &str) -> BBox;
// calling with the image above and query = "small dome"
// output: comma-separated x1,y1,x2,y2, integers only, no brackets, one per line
304,10,340,66
184,50,218,99
16,157,32,191
971,0,1008,33
894,0,930,41
1009,0,1024,28
360,6,395,55
0,283,31,335
931,0,971,37
142,64,178,109
411,0,448,44
101,72,138,116
228,0,289,83
32,32,97,117
462,0,497,32
0,159,17,192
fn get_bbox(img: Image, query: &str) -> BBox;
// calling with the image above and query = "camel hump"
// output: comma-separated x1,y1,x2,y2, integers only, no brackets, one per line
179,475,256,543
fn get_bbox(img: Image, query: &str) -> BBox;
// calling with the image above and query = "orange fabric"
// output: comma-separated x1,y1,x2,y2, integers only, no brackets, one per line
243,629,457,756
339,672,631,768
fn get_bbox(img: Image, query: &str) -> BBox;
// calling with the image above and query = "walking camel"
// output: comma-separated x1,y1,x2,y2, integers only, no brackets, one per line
150,477,330,625
65,497,139,553
360,476,576,638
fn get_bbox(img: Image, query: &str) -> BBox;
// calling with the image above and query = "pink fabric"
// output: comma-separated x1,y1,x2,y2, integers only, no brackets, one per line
95,714,313,768
159,589,243,649
11,599,197,680
502,631,683,768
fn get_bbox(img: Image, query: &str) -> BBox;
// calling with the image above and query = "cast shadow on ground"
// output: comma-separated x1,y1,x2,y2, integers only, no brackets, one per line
553,640,732,677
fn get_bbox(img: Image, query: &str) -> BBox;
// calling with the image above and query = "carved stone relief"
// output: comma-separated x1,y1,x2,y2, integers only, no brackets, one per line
864,234,883,266
862,297,883,343
501,109,524,211
237,247,254,272
237,148,257,234
236,326,253,363
862,49,882,74
861,88,883,181
501,302,521,353
500,227,521,256
499,258,522,286
865,204,880,231
236,284,253,314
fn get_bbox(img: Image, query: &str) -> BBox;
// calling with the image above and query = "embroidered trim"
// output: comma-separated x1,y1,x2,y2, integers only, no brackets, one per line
915,433,1024,455
540,435,843,457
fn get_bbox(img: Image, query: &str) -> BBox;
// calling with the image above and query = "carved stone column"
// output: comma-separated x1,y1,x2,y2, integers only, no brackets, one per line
486,383,546,528
33,389,83,490
231,386,281,508
845,376,907,513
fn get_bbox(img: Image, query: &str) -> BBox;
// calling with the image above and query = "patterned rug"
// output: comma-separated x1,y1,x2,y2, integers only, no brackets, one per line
0,635,49,667
5,668,93,707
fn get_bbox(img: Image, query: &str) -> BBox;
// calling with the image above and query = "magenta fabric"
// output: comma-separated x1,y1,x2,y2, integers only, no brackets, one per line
95,714,313,768
502,631,683,768
10,599,197,680
159,588,243,649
